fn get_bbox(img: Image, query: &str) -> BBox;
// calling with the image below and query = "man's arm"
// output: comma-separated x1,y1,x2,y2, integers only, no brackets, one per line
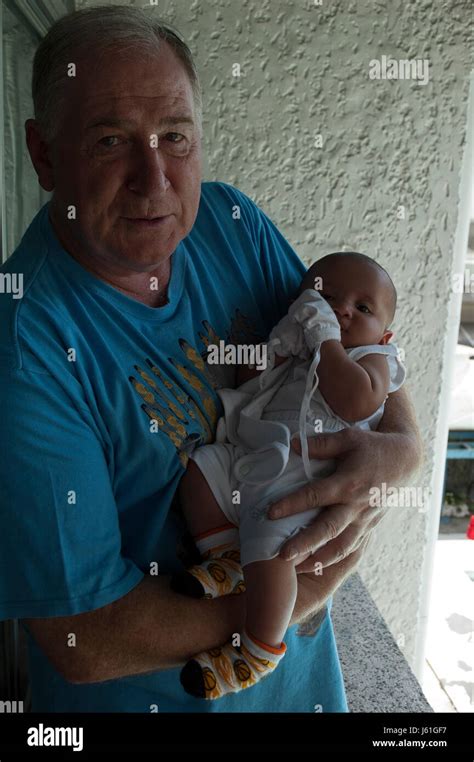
377,383,423,448
24,569,327,684
23,576,246,684
1,368,242,687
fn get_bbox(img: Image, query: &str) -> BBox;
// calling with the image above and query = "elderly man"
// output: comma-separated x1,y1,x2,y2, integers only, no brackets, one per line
0,6,421,713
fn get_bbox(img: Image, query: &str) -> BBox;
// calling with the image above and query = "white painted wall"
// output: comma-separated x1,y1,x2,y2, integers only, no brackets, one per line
12,0,474,670
2,0,74,255
3,1,48,257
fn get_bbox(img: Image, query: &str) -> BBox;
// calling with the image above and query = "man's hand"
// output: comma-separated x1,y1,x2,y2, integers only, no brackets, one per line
267,425,423,574
290,536,370,626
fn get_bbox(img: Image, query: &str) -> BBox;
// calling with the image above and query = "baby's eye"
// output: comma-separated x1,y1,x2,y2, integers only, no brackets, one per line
358,304,371,314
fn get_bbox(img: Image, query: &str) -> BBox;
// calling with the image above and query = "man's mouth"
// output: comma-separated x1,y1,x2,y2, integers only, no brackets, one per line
123,215,172,227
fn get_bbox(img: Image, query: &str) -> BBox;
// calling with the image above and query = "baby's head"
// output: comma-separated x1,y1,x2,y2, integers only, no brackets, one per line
298,252,397,349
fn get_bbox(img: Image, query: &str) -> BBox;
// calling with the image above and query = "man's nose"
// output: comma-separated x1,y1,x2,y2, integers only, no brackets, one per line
127,146,170,196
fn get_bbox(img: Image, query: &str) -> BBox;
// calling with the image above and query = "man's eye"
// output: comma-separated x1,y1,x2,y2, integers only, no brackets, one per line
98,136,121,148
165,132,185,143
162,132,190,156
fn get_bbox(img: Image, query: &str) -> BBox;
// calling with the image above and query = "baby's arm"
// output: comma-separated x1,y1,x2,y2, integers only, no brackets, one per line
317,340,391,422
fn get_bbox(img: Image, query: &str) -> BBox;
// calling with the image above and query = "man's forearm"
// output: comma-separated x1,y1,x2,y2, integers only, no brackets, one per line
25,575,246,684
377,385,423,468
335,383,421,493
73,571,346,680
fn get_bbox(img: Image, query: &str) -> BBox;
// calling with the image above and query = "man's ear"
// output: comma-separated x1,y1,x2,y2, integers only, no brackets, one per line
380,331,394,345
25,119,55,192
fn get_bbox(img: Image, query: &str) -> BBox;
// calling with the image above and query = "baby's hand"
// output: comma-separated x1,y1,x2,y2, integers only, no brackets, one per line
269,289,341,359
289,289,341,350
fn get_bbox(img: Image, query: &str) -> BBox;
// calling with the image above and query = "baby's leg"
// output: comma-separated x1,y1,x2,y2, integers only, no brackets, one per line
244,556,299,647
180,553,312,700
172,457,244,599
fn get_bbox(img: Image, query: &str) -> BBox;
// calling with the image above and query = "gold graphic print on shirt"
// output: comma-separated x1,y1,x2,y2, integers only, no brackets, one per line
129,310,264,468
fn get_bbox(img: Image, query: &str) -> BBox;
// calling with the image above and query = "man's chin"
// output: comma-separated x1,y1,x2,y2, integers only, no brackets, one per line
124,257,171,273
105,248,172,273
112,237,176,271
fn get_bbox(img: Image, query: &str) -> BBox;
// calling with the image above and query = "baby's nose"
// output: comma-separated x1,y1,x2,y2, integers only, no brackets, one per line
333,301,352,318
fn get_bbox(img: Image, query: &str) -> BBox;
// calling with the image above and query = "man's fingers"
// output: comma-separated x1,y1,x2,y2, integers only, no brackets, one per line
268,483,326,519
305,524,367,569
297,536,369,578
291,429,355,460
269,430,369,520
293,505,381,571
268,472,356,520
279,503,355,561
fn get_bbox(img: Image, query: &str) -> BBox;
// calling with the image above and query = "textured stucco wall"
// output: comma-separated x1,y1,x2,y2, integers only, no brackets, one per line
50,0,474,666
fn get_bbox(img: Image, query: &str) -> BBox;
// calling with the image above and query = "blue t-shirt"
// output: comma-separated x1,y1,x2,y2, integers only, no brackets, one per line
0,181,347,713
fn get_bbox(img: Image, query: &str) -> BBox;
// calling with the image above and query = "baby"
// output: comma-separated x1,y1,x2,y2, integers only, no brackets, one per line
172,251,406,700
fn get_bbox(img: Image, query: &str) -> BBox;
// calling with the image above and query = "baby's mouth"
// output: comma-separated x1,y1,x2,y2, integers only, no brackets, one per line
336,318,349,332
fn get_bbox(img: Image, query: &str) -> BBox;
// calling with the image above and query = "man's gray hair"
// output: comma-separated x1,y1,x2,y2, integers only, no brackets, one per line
32,4,202,142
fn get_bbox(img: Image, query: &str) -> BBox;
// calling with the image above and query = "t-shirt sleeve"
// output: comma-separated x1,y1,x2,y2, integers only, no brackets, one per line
219,183,308,323
0,367,144,620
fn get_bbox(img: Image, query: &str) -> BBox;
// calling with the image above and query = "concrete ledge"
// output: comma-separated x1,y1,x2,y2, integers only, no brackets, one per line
332,574,433,713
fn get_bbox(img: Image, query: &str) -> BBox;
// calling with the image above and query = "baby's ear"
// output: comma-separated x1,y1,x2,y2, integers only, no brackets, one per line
380,331,394,345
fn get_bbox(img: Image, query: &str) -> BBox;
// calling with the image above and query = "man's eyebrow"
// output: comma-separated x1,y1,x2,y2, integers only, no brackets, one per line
85,115,195,131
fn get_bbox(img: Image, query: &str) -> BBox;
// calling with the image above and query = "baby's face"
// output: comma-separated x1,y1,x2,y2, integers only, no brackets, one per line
310,259,393,349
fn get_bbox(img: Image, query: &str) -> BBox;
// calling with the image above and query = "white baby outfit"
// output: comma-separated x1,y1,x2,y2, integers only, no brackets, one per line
189,289,406,567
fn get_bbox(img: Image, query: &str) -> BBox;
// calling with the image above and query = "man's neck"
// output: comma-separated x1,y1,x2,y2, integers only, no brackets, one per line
49,210,172,308
76,256,172,308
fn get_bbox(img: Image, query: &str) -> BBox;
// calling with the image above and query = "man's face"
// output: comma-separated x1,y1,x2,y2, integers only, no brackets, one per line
47,43,202,271
315,259,392,348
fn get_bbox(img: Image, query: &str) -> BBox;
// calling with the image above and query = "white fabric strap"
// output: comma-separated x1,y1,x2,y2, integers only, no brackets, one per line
298,345,323,481
263,289,341,483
